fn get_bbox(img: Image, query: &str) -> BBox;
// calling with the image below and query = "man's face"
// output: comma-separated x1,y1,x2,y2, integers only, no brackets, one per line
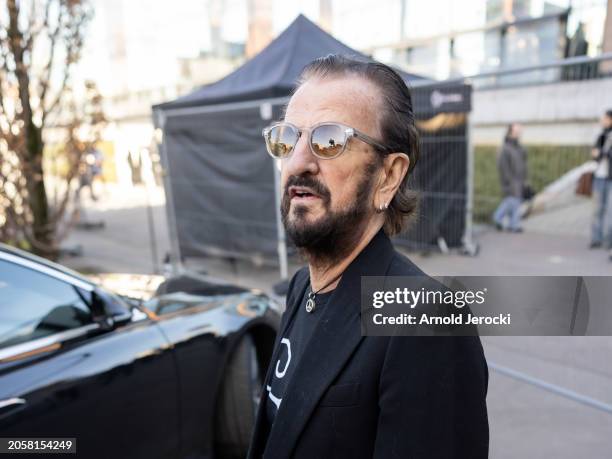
279,76,383,258
602,115,612,129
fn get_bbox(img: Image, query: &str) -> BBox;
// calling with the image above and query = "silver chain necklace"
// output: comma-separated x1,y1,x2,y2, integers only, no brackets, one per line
305,272,344,313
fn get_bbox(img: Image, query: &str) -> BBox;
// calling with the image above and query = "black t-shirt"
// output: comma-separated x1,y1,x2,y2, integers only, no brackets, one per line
265,288,333,427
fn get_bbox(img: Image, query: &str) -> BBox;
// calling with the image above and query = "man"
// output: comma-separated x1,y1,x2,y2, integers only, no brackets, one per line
492,123,528,233
590,110,612,256
249,55,488,459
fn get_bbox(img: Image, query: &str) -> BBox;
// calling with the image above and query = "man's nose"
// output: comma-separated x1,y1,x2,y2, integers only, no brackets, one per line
283,133,319,176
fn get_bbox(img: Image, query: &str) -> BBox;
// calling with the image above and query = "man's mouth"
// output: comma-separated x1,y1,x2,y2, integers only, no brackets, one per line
289,186,321,202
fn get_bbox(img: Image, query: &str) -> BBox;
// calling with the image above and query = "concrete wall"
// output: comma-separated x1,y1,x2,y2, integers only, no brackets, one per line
471,77,612,145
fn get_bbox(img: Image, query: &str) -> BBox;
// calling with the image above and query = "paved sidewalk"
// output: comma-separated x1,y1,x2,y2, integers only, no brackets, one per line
62,183,169,275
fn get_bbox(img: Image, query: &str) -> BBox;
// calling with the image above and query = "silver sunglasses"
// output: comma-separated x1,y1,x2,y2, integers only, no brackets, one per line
262,121,389,160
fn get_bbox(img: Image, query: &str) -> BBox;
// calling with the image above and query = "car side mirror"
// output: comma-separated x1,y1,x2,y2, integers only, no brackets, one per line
91,288,132,331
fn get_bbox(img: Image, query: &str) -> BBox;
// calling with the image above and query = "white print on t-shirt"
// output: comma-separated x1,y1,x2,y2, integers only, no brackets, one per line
266,338,291,409
266,386,281,409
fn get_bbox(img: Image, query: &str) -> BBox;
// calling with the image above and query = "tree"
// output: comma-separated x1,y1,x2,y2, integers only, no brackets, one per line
0,0,102,259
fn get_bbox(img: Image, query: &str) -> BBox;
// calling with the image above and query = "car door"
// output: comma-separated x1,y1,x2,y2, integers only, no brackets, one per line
0,257,181,458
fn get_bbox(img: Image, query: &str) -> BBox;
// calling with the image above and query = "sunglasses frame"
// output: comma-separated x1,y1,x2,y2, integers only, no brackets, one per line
262,121,389,160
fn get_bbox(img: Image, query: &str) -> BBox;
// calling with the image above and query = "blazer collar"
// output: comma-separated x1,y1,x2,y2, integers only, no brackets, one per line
261,228,396,458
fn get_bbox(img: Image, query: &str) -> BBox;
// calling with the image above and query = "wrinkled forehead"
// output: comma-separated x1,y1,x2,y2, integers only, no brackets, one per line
284,76,383,140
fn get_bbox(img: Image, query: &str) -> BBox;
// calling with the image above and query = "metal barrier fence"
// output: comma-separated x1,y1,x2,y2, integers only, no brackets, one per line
157,53,612,272
461,52,612,90
394,107,475,255
406,53,612,252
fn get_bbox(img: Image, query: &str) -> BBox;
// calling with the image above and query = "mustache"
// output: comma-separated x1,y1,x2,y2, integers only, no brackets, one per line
284,175,331,199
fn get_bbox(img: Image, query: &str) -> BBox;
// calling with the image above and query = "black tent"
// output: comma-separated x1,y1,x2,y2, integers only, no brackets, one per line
153,15,473,272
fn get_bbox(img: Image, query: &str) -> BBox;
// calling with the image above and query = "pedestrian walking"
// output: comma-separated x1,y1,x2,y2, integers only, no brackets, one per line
493,123,528,232
589,110,612,251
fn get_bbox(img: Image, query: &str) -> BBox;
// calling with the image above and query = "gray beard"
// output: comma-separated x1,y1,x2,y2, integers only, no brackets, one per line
281,168,376,266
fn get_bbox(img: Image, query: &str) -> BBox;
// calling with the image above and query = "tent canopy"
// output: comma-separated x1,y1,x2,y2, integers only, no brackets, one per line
154,15,472,266
156,14,430,110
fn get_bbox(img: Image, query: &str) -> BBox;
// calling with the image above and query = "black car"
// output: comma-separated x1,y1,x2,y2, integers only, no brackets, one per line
0,244,279,458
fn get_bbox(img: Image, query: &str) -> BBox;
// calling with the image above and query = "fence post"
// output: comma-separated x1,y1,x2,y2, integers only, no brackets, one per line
261,101,289,281
462,112,479,256
155,110,185,275
273,159,288,280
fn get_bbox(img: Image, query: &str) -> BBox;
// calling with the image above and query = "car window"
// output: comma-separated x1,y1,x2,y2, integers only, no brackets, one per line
0,259,94,350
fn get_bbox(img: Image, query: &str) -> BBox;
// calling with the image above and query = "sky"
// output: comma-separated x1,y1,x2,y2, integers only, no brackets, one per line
76,0,321,96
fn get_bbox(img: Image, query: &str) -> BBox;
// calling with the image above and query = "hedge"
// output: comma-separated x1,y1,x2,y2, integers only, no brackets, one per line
473,144,591,222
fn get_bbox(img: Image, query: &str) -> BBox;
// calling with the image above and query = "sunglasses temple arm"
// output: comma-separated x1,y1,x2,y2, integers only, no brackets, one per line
354,131,389,152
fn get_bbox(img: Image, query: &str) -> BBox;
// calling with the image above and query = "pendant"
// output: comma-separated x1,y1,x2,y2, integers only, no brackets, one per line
305,297,315,313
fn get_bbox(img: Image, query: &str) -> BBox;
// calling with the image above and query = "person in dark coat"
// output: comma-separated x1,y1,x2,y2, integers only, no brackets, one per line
590,110,612,251
250,55,489,459
492,123,528,232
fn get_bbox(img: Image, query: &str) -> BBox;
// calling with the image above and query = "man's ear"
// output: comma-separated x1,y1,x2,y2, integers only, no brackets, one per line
377,153,410,205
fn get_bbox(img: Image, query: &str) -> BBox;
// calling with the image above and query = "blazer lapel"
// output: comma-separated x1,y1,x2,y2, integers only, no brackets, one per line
262,230,396,458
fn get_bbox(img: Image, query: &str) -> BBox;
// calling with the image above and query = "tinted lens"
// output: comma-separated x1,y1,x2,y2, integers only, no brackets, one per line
266,124,298,158
311,124,346,158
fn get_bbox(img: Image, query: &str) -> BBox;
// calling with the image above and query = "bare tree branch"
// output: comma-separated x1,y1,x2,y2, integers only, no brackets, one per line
0,40,15,140
43,3,91,123
22,0,38,51
1,0,97,258
7,0,35,133
39,1,63,119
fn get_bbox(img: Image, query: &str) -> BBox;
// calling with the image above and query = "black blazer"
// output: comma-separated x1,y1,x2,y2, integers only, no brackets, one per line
248,230,489,458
